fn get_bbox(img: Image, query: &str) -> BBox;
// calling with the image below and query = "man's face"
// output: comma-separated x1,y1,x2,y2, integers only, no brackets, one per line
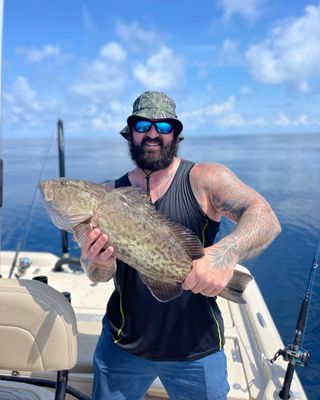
129,120,179,171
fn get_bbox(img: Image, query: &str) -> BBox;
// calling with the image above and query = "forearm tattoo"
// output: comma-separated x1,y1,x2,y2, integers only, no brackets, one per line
80,257,116,282
209,203,279,267
192,164,281,267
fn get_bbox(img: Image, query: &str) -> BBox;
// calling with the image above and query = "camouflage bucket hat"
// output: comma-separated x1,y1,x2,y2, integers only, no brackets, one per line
120,91,184,141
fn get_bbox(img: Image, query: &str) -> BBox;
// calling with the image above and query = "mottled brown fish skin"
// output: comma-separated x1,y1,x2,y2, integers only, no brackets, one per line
40,178,252,303
39,178,197,283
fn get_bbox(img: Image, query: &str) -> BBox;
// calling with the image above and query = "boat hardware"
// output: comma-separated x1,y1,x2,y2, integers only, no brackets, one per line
270,237,319,399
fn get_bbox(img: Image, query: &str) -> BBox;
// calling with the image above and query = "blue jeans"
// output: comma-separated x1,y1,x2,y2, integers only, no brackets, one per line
92,324,230,400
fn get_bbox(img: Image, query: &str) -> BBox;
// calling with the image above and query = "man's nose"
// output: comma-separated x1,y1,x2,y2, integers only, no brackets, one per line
146,125,159,139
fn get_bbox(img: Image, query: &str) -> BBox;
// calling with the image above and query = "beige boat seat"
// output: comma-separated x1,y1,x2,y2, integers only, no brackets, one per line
0,278,78,399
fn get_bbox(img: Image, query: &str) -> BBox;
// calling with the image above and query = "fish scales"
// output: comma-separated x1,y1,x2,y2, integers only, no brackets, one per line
96,189,192,282
39,178,253,303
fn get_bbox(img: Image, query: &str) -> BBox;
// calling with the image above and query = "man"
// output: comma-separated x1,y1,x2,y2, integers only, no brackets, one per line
81,91,281,400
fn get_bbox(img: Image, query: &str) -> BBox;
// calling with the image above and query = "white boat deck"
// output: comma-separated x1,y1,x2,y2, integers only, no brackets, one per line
0,251,307,399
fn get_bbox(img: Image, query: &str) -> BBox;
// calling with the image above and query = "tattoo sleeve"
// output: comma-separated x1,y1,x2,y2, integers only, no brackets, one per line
214,201,280,264
199,163,281,266
80,257,116,283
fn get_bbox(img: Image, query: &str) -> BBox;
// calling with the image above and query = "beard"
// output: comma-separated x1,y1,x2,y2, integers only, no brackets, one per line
129,135,179,172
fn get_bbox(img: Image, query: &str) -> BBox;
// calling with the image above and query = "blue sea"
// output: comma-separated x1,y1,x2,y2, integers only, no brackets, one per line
1,132,320,399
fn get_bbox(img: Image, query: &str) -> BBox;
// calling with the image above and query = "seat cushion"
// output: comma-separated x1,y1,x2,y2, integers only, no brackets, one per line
0,380,55,400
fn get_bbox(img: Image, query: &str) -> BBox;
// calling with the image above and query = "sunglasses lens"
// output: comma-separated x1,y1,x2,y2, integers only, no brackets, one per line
155,122,173,134
134,120,152,133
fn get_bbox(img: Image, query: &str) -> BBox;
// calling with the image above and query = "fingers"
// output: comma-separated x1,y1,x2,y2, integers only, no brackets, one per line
182,264,228,298
82,228,101,255
82,228,115,263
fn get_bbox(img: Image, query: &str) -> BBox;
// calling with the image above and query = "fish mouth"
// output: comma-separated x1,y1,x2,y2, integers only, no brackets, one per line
39,181,54,202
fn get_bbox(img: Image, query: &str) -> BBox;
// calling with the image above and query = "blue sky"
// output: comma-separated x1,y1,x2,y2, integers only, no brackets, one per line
2,0,320,138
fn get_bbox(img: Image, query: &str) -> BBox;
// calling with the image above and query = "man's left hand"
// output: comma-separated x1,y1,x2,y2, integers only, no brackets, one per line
182,246,236,297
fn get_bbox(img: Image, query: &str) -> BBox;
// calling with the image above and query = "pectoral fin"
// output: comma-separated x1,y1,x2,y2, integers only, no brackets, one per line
73,220,93,248
139,273,183,302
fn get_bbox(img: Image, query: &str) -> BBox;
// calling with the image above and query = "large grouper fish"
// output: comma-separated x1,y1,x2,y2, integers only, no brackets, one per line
39,178,252,303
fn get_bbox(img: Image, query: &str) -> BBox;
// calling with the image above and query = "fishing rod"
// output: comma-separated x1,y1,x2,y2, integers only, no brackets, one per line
57,119,69,260
54,119,81,272
270,237,320,399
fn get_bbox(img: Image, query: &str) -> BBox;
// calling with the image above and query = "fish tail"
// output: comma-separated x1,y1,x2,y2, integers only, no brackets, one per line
219,269,253,304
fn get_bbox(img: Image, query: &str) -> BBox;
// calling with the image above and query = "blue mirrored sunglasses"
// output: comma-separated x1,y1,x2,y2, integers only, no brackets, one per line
134,120,174,134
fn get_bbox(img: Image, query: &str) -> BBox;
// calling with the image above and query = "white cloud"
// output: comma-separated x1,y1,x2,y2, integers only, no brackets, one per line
274,113,320,127
133,46,184,90
72,42,127,101
3,76,57,130
215,38,243,67
82,4,96,32
219,0,262,20
216,113,266,127
99,42,126,62
246,5,320,91
16,45,69,63
239,85,254,95
181,96,235,120
89,101,131,132
180,97,237,130
116,21,163,52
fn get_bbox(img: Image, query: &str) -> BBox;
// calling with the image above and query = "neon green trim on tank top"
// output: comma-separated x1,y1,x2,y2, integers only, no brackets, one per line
114,290,126,344
209,303,223,350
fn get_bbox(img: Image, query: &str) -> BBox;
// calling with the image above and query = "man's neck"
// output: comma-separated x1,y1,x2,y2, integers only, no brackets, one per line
129,157,181,201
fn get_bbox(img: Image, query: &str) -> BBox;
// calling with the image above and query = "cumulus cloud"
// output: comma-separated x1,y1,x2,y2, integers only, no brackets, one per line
180,97,237,130
246,5,320,92
116,20,163,52
72,42,127,101
239,85,254,95
216,113,266,127
82,4,96,32
219,0,262,20
133,46,184,90
3,76,57,130
16,45,69,63
274,113,320,127
89,101,131,132
181,96,235,120
215,38,244,67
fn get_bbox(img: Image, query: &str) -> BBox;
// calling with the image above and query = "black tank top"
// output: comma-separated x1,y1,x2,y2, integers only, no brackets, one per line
105,159,224,361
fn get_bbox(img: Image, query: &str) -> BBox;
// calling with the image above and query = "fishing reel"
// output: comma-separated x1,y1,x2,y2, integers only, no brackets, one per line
270,345,310,367
14,256,32,278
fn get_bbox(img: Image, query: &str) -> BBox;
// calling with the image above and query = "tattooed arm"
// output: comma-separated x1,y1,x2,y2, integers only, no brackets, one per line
182,163,281,297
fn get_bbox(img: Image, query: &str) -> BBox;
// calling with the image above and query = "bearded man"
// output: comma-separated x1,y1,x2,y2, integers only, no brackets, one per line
81,91,281,400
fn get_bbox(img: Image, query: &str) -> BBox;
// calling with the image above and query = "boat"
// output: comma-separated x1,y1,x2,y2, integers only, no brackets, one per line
0,250,308,399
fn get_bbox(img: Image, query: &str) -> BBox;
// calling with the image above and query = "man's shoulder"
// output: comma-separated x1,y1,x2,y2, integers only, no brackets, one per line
191,162,230,175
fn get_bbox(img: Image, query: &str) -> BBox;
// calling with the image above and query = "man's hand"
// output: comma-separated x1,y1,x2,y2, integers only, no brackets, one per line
182,246,235,297
80,228,116,282
82,228,115,265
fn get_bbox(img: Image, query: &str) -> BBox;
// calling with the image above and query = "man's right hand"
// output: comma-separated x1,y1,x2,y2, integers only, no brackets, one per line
82,228,115,266
80,228,116,282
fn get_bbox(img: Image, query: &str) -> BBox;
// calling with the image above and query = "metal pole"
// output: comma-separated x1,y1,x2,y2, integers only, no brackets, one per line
57,120,69,260
0,0,5,273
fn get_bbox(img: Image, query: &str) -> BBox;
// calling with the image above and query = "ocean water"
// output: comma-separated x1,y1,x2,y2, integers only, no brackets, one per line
1,132,319,399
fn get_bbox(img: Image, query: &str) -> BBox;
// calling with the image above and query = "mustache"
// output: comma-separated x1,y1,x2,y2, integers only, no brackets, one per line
142,137,163,146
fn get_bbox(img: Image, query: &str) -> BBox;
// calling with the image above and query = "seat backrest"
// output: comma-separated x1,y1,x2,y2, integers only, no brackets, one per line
0,278,78,372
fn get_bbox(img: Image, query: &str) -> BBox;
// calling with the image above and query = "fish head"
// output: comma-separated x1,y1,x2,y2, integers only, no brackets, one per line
39,178,101,231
